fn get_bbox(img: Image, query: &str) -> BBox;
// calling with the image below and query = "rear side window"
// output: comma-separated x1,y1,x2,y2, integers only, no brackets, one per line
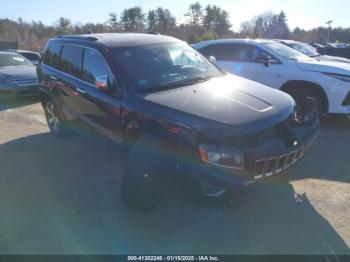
200,43,270,62
20,52,41,61
199,44,234,61
43,44,62,68
60,45,83,77
82,49,109,83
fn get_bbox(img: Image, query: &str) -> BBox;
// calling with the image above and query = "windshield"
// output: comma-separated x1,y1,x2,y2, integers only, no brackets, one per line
112,42,223,93
262,42,312,61
0,53,33,68
287,42,319,57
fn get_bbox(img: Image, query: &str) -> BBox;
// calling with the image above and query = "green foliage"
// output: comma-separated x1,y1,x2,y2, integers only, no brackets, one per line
202,5,231,37
107,12,119,31
147,7,176,33
121,6,145,32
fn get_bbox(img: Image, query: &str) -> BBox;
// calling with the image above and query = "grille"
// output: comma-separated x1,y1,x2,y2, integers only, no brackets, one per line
342,92,350,106
251,142,312,179
12,77,39,87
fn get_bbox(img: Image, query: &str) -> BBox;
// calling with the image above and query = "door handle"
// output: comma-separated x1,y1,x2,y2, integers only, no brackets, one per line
50,75,58,80
76,88,86,94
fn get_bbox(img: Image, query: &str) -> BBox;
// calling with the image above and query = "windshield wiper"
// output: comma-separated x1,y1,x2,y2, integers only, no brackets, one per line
139,75,214,94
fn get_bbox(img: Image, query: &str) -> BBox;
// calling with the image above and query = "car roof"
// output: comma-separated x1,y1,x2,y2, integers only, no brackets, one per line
50,33,181,49
192,38,278,49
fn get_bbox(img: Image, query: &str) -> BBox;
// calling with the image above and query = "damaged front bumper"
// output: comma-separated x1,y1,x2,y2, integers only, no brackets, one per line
183,97,320,196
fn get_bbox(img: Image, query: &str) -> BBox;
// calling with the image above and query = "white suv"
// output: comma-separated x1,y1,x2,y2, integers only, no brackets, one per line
193,39,350,115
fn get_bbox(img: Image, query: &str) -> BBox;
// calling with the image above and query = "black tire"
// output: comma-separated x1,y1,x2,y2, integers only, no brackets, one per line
43,97,68,137
121,134,170,211
285,87,324,115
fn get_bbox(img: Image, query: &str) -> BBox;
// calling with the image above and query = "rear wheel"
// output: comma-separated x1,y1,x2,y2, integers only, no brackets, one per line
43,97,68,137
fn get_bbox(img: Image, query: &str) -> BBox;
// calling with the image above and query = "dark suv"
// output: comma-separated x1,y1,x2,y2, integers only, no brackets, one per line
37,33,319,210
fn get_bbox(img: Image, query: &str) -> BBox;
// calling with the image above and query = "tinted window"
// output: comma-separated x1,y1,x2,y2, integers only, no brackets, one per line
200,43,271,62
60,45,83,77
199,44,235,61
43,45,62,68
83,49,109,83
231,44,272,62
20,52,41,61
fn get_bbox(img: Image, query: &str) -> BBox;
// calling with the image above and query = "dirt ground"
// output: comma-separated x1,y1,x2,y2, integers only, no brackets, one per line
0,97,349,256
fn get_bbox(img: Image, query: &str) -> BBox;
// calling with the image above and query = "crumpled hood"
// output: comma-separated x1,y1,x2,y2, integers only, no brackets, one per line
0,66,38,79
143,74,295,136
297,59,350,75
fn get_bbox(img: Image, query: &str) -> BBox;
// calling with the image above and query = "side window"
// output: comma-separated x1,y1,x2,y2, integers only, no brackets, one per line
82,49,109,84
60,45,83,78
231,44,254,62
43,45,62,68
199,44,234,61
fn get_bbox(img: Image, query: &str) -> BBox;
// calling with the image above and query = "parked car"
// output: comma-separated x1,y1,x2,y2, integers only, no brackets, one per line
193,39,350,116
0,51,39,97
277,40,350,64
0,50,42,65
17,50,41,65
309,42,350,59
37,34,319,210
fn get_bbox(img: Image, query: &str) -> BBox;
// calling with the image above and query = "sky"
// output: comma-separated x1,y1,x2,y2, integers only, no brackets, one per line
1,0,349,31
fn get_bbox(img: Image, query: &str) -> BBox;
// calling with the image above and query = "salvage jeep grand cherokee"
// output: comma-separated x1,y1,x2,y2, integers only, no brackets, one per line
37,33,319,210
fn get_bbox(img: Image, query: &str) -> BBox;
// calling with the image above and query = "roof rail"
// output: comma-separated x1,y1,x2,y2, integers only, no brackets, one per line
57,35,98,41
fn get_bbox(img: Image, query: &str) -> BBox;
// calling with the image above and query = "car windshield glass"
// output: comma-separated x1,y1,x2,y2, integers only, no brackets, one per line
262,42,312,61
0,53,33,68
287,42,319,57
112,42,223,93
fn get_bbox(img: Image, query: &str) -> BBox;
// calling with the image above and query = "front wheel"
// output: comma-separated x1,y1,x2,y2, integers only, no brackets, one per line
286,87,324,116
121,134,170,211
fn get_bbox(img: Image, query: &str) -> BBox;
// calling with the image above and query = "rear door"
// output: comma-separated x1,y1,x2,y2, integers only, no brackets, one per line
56,45,86,118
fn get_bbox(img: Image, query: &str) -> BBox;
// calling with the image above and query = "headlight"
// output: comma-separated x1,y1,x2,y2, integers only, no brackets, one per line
324,73,350,83
198,144,244,170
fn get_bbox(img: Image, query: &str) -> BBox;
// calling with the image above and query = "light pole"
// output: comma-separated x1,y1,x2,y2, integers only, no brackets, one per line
325,20,333,42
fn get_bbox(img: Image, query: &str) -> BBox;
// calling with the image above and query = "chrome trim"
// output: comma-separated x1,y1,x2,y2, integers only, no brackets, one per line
253,142,312,179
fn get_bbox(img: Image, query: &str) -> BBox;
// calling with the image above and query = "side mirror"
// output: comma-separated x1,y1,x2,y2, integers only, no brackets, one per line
208,55,217,64
95,75,109,91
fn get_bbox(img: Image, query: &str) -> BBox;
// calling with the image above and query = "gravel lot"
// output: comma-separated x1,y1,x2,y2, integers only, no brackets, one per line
0,97,349,255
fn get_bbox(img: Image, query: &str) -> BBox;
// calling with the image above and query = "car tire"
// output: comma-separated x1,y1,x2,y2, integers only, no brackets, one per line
43,97,68,137
286,87,324,115
121,134,170,211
